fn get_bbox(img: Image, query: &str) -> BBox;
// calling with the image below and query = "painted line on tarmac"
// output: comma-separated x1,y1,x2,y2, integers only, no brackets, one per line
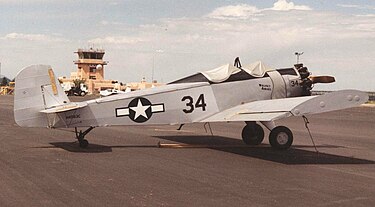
154,129,195,133
157,142,265,149
30,146,65,151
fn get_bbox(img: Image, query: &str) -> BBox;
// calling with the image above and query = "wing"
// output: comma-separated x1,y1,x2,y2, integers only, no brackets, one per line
201,90,368,122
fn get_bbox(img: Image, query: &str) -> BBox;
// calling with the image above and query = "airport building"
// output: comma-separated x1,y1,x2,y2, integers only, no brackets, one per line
59,48,120,94
72,48,107,81
59,48,162,94
0,76,14,95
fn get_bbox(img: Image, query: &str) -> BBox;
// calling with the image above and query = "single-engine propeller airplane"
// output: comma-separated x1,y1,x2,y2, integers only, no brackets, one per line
14,58,368,149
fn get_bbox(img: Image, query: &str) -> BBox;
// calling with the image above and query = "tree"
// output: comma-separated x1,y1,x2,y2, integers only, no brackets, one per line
70,79,87,96
1,77,8,86
72,79,86,88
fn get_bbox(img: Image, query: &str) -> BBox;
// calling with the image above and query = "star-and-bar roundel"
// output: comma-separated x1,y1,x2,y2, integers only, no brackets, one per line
115,97,165,123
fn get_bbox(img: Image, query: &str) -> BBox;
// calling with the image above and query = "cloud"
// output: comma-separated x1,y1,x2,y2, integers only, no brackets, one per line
337,4,375,10
1,33,67,42
270,0,312,11
89,2,374,90
0,0,77,5
88,36,147,45
205,4,261,20
99,20,123,26
338,4,362,9
206,0,311,20
355,14,375,17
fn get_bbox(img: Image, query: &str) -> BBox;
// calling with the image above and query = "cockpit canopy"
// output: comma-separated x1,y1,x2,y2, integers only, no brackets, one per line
169,61,280,84
201,61,273,83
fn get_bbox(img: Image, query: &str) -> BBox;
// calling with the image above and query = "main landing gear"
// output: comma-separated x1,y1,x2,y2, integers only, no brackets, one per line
241,122,264,145
241,122,293,150
75,127,95,148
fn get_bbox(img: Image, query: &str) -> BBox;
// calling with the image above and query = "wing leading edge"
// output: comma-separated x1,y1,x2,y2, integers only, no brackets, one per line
202,90,368,122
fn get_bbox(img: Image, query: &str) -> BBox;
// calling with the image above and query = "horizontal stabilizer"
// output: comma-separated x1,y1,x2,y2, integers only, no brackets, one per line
40,102,88,114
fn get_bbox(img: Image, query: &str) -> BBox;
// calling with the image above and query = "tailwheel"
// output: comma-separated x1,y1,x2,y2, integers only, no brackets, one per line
79,139,89,148
269,126,293,150
241,123,264,145
75,126,95,148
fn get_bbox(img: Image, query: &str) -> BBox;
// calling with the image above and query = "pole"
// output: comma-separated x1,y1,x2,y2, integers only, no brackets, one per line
295,52,304,64
152,54,155,82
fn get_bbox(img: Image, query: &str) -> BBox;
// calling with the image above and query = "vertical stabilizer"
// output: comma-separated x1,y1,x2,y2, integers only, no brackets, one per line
14,65,70,127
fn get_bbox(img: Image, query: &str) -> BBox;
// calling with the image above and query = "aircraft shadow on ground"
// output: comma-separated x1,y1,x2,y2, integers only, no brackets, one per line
49,142,113,153
48,135,375,165
48,142,159,153
155,135,375,165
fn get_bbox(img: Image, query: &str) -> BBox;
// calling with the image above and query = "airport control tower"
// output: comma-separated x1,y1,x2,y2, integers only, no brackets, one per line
59,47,162,94
74,48,108,81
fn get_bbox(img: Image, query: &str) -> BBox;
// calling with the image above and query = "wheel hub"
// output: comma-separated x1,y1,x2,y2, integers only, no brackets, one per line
276,132,289,145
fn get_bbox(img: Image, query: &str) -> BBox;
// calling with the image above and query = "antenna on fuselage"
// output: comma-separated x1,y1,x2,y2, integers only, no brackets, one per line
234,57,242,68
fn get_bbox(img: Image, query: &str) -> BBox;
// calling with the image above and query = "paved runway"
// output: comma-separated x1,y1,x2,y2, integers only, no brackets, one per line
1,95,375,206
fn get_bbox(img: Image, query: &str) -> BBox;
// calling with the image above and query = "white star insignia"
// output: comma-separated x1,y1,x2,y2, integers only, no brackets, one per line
130,99,150,120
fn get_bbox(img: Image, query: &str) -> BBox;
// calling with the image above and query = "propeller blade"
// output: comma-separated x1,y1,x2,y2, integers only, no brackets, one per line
309,76,335,84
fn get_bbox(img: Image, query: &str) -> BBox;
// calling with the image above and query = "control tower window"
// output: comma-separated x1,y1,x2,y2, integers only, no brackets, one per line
78,52,104,59
89,66,96,73
77,49,105,60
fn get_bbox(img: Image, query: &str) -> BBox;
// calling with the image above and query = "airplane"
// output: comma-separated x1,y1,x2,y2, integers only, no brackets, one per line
14,58,368,149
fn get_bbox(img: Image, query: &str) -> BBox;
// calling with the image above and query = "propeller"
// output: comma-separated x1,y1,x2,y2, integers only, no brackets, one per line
309,76,335,84
294,63,335,96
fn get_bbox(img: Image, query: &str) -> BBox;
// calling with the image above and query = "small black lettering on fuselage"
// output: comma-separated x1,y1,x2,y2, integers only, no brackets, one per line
66,114,81,119
259,84,271,91
290,80,299,87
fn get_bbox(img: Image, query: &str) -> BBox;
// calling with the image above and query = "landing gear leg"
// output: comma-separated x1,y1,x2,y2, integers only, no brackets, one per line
75,126,95,148
260,121,276,131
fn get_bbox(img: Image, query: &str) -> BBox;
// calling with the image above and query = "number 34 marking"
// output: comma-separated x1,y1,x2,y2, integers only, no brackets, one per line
181,94,207,113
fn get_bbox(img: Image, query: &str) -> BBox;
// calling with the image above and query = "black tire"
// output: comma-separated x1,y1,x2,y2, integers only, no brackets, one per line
269,126,293,150
79,139,89,148
241,123,264,145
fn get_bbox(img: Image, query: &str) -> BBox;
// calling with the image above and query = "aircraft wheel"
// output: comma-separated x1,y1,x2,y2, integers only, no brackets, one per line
269,126,293,150
79,139,89,148
241,123,264,145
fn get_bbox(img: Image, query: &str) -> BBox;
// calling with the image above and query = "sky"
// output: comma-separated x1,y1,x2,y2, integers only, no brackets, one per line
0,0,375,91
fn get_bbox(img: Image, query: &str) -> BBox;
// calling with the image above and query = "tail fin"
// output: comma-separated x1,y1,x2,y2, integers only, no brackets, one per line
14,65,70,127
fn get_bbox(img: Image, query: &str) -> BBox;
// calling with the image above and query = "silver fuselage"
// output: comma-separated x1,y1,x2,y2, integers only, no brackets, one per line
52,68,303,128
